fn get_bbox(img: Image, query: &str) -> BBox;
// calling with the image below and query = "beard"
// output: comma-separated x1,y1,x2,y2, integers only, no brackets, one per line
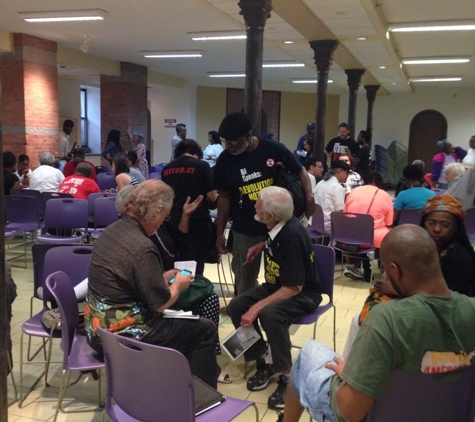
228,139,250,155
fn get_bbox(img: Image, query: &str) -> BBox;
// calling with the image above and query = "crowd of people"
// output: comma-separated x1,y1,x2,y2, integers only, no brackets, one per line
4,113,475,422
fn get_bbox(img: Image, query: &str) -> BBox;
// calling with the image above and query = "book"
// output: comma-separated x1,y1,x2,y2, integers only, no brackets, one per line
174,260,197,275
221,326,261,361
163,309,199,319
193,375,226,416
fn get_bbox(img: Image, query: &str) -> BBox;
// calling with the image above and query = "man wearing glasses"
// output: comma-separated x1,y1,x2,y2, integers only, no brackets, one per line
213,112,315,296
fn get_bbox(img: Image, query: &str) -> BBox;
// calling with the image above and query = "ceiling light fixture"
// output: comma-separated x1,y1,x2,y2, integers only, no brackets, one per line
389,21,475,32
208,72,245,78
20,9,107,22
291,79,333,84
356,37,367,41
188,31,246,41
263,62,304,68
378,66,386,69
402,57,470,65
284,40,294,44
409,77,462,82
143,50,202,58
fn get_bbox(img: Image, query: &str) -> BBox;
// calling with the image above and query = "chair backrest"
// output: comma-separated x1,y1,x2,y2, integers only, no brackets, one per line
464,207,475,239
10,188,45,216
307,204,325,236
42,192,73,203
367,368,475,421
95,165,111,174
87,192,117,216
4,195,42,231
97,173,116,191
43,198,88,230
398,208,422,226
98,327,195,422
94,197,119,229
45,271,80,359
313,244,336,302
149,171,162,180
330,212,375,246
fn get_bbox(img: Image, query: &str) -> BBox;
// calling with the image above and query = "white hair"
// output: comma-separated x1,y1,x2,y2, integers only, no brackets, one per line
259,186,294,222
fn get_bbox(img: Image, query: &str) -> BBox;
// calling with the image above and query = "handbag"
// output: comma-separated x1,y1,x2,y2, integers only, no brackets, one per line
41,302,86,332
174,274,214,308
273,162,306,218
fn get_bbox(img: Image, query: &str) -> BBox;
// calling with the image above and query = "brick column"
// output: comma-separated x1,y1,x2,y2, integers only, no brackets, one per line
0,34,58,167
100,62,148,163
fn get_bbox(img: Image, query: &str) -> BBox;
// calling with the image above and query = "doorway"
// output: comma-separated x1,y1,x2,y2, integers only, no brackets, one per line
408,110,447,172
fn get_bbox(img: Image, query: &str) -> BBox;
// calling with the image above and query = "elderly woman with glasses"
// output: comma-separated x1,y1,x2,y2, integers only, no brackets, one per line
419,194,475,296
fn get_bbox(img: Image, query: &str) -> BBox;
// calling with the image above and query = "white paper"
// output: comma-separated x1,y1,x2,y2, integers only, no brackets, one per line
221,326,261,361
174,260,197,275
163,309,199,319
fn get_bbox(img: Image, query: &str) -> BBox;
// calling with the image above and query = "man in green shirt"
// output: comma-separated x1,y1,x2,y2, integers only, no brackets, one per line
279,224,475,422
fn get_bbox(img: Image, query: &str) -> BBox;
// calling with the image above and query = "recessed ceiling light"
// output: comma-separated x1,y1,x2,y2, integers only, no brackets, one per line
389,21,475,32
284,40,294,44
188,31,246,41
19,9,107,22
379,66,386,69
208,72,245,78
409,77,462,82
142,51,202,58
402,57,470,65
292,79,333,84
263,62,304,68
391,82,397,85
356,37,367,41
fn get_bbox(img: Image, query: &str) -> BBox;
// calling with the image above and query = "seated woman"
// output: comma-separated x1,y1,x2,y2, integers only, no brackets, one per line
112,156,139,192
393,164,435,224
202,130,223,170
444,162,465,190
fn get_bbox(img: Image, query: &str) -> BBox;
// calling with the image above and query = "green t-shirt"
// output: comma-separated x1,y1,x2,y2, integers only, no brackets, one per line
330,292,475,422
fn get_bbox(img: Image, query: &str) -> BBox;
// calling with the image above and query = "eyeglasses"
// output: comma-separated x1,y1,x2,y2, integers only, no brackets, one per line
424,219,453,230
164,214,171,222
224,132,249,144
316,164,324,169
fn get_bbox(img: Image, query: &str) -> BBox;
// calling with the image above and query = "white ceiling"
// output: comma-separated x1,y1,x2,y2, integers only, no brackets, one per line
0,0,474,95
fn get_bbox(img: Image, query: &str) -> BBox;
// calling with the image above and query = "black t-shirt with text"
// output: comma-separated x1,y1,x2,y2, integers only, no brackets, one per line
325,137,359,162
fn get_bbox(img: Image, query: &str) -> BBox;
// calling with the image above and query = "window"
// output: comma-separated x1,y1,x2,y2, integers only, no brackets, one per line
80,88,88,146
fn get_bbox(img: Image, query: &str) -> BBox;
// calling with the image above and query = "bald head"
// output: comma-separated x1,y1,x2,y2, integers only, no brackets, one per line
381,225,448,296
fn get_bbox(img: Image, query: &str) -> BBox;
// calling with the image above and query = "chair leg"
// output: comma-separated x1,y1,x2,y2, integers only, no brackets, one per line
8,351,18,406
216,261,228,307
332,305,337,351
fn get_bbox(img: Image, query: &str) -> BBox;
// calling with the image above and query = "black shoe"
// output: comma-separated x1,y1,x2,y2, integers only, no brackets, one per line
247,358,275,391
276,411,284,422
268,374,288,410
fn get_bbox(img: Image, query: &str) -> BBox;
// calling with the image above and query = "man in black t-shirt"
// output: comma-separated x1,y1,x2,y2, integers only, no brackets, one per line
227,186,322,411
213,112,315,295
3,151,20,195
346,130,372,179
324,122,359,164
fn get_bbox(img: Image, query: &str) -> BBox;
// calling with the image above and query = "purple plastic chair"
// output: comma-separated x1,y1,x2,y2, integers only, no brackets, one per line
148,171,162,180
294,244,336,350
10,188,45,218
367,368,475,421
87,192,117,219
4,225,28,268
95,165,111,174
45,271,104,422
19,245,94,407
37,198,88,243
97,172,116,191
464,207,475,243
97,327,258,422
330,211,375,279
42,191,73,203
307,203,325,244
90,197,119,240
397,208,422,226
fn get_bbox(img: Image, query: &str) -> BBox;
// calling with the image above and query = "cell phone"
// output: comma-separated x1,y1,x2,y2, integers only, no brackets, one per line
169,269,192,284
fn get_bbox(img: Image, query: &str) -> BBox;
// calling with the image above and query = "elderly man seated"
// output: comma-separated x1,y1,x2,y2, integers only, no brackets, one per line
29,151,65,192
277,224,475,422
84,180,218,388
227,186,322,410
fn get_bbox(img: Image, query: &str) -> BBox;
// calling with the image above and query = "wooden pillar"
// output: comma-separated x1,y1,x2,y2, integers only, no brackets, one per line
0,125,6,422
345,69,366,137
238,0,272,136
364,85,380,143
309,40,339,157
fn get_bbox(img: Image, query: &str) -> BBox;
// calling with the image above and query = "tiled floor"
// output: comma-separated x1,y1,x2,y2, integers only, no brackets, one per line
6,247,376,422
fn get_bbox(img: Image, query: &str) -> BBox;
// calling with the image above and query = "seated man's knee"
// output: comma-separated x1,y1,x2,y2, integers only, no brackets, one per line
226,296,244,319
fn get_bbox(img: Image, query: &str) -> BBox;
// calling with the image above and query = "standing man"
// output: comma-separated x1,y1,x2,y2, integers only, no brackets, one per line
213,112,315,296
59,119,75,159
346,129,372,179
324,122,359,164
62,148,97,181
305,156,324,194
170,123,187,160
227,186,322,410
278,225,475,422
294,123,315,164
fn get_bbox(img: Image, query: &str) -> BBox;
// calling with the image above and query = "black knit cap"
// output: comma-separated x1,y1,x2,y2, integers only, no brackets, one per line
331,160,351,171
218,112,252,140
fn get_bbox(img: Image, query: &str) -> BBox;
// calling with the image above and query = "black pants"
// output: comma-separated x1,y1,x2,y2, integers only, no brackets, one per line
141,315,218,388
227,285,318,373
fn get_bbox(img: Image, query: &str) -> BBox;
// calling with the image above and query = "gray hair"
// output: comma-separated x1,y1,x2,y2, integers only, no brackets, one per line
259,186,293,222
133,131,144,143
122,180,174,222
445,162,465,178
39,151,55,166
412,159,425,173
115,184,135,213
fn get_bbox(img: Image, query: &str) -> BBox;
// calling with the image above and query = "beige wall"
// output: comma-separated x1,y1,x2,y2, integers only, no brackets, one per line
195,86,339,155
196,86,227,150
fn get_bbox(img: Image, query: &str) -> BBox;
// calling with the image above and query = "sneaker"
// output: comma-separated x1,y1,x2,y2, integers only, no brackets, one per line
247,358,275,391
344,265,364,280
268,374,288,410
276,411,284,422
